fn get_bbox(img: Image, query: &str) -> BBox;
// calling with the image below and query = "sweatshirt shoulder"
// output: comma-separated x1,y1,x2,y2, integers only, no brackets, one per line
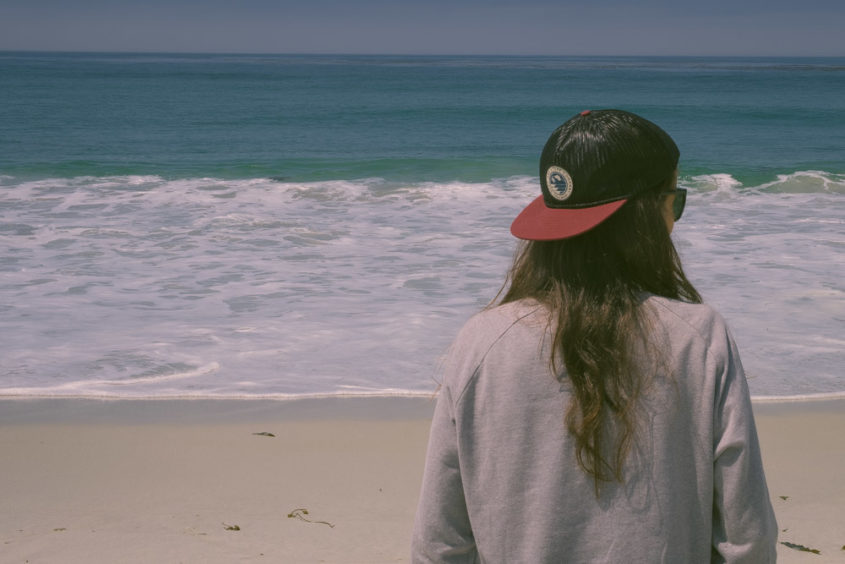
646,295,731,340
459,300,545,339
442,301,546,391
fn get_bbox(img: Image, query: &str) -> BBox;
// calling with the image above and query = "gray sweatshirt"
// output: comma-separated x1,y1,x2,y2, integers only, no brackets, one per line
412,296,777,563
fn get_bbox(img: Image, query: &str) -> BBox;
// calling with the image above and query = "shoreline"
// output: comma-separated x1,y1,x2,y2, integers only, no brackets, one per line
0,396,438,426
2,397,843,562
0,389,842,414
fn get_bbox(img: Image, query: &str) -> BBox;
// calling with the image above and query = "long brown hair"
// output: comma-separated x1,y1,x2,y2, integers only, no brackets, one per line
499,181,701,492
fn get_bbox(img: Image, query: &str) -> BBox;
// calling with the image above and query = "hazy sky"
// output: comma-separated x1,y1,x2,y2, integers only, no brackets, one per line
1,0,843,56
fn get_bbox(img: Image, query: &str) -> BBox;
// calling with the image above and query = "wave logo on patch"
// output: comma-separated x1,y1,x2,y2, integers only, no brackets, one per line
546,166,573,201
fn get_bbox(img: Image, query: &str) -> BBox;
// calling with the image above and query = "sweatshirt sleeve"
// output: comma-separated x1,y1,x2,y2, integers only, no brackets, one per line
710,329,778,563
411,382,479,564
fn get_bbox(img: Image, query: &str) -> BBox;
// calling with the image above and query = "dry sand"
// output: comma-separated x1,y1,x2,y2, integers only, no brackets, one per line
1,397,843,563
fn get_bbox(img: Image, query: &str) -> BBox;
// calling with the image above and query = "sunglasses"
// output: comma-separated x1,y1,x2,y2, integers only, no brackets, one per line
664,188,687,221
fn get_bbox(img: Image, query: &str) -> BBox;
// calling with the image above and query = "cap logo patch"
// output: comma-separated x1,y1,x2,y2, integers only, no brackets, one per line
546,166,573,201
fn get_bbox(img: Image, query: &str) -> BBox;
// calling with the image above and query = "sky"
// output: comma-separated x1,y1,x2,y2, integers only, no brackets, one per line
0,0,843,57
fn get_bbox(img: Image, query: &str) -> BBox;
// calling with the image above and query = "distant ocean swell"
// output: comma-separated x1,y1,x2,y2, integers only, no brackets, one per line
0,170,843,400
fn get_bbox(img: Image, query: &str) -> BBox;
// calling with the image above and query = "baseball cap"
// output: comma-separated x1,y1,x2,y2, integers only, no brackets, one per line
511,109,680,241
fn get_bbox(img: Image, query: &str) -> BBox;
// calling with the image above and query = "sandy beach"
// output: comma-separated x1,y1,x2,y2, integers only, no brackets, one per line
1,397,843,563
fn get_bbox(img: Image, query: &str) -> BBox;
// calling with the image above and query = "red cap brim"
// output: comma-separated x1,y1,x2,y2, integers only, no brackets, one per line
510,196,627,241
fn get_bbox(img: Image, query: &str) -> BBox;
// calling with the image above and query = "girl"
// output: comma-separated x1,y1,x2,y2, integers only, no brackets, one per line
412,110,777,563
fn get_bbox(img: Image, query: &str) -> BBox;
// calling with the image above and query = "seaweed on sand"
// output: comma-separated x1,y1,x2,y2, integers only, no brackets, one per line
780,541,820,555
287,508,335,528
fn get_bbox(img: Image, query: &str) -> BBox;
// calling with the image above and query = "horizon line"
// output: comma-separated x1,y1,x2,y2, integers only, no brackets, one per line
2,49,845,59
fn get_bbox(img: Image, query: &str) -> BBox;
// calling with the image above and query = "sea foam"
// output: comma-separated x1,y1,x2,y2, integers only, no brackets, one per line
1,173,842,399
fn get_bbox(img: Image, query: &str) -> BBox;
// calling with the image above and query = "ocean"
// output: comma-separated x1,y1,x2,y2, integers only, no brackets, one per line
1,52,843,400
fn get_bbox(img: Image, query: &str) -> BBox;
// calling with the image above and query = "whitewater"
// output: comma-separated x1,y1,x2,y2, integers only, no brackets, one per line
1,171,842,399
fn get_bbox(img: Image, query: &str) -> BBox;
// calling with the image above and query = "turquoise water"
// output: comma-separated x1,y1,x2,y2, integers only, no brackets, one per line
1,53,843,399
3,53,844,182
